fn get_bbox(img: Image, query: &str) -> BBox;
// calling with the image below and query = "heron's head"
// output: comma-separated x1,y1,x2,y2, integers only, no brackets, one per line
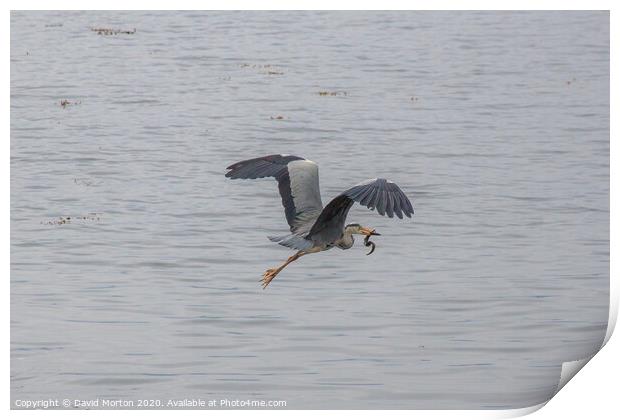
345,223,381,237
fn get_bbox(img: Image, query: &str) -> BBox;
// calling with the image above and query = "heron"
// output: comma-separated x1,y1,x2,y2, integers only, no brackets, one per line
225,154,414,289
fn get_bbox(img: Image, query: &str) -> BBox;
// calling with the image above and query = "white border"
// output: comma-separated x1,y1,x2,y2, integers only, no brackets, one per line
5,1,617,419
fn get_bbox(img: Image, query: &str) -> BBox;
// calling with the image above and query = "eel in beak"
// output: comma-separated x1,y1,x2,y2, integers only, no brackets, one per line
360,227,381,255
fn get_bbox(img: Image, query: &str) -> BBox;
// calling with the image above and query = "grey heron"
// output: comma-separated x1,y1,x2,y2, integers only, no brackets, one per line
225,154,414,288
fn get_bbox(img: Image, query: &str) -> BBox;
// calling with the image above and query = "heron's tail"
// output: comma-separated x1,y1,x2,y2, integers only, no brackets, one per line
268,233,313,251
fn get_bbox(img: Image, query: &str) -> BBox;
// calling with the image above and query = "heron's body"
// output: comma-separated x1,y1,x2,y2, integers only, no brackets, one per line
225,154,414,288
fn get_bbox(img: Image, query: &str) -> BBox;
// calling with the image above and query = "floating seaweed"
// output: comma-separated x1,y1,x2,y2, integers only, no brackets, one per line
59,99,81,108
318,91,347,96
240,64,274,69
91,27,136,35
41,216,71,226
240,63,285,76
76,213,102,222
74,178,100,187
41,213,101,226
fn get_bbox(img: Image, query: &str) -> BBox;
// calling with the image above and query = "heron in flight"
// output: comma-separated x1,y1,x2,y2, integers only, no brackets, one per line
225,155,414,288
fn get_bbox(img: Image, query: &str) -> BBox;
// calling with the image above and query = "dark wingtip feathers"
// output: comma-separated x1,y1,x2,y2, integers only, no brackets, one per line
224,154,304,180
343,178,413,219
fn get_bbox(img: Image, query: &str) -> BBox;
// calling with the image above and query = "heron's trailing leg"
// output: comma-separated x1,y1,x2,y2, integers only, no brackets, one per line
261,251,306,289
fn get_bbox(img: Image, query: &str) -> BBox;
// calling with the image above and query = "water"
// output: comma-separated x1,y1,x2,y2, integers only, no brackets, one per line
11,11,609,409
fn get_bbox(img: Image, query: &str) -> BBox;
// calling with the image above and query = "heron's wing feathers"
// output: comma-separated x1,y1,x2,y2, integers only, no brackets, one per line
305,178,413,243
341,178,414,218
225,155,324,232
225,154,303,179
306,178,412,243
268,233,314,251
285,159,324,230
307,195,355,243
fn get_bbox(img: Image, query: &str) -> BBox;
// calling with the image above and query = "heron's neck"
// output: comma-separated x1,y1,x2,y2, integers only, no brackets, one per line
337,227,356,249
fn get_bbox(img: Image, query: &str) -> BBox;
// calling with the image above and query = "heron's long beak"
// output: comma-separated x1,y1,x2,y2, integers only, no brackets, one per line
360,227,381,236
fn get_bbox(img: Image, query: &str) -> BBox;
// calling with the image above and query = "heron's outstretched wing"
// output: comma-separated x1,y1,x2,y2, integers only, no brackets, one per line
307,178,413,243
225,154,324,232
341,178,414,218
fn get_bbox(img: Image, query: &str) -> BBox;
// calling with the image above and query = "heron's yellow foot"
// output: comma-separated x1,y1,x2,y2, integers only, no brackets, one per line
261,268,278,289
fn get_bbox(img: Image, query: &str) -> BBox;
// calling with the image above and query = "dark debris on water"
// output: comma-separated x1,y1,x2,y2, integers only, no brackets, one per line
41,214,102,226
59,99,81,108
240,63,285,76
91,27,136,36
318,91,347,96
